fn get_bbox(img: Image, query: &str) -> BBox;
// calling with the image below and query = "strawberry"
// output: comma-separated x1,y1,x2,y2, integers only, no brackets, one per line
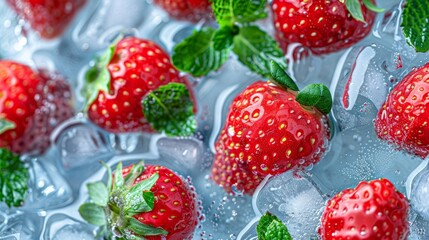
375,62,429,158
79,161,199,240
211,62,331,194
153,0,212,22
271,0,379,55
0,61,74,154
319,178,409,240
83,37,196,136
6,0,86,39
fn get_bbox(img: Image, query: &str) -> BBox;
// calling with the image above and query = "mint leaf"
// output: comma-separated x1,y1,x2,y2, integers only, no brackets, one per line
172,27,230,77
270,61,298,91
233,26,285,77
127,217,168,237
142,83,196,137
345,0,365,22
79,203,107,226
296,84,332,115
113,162,124,190
362,0,384,13
213,25,239,51
0,119,15,134
87,181,108,207
257,212,292,240
402,0,429,52
0,149,28,207
213,0,267,26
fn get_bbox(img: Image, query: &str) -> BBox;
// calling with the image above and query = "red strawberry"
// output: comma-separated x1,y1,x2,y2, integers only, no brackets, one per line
153,0,212,22
80,162,199,240
375,63,429,158
6,0,86,39
84,37,196,136
319,178,409,240
0,61,74,154
271,0,377,55
211,62,331,194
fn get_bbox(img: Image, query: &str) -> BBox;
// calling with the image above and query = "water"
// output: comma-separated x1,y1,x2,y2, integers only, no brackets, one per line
0,0,428,239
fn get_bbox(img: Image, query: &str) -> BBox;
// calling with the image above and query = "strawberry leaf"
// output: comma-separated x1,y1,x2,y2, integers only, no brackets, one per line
269,61,298,91
0,119,15,134
233,26,286,77
124,161,145,187
296,84,332,115
142,83,196,137
172,27,230,77
100,161,112,194
113,162,124,190
125,191,155,216
79,203,107,226
127,173,159,197
212,0,267,26
402,0,429,52
87,181,108,207
345,0,365,22
127,217,168,237
0,148,28,207
362,0,384,13
257,212,292,240
213,25,239,51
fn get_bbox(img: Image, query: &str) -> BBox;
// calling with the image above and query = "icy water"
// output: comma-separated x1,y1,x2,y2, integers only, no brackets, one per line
1,0,429,239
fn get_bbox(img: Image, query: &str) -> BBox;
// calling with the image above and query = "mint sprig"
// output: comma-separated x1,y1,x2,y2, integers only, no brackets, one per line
343,0,384,22
0,148,28,208
257,212,292,240
172,0,285,78
79,161,168,239
142,83,196,137
402,0,429,52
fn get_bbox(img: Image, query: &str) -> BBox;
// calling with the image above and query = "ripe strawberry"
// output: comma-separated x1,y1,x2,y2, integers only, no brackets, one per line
83,37,196,136
6,0,86,39
271,0,377,55
0,61,74,154
211,62,331,194
154,0,212,22
319,178,409,240
375,62,429,158
80,161,199,240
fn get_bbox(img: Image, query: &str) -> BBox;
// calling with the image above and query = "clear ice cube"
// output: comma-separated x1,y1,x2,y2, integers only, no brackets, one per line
43,214,96,240
0,204,43,240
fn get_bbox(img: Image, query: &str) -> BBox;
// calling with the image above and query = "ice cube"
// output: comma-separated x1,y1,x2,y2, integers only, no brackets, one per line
157,137,204,172
409,212,429,240
0,204,43,240
43,214,96,240
0,1,27,57
409,161,429,221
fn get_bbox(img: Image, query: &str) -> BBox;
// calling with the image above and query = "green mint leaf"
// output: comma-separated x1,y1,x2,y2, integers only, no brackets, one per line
0,148,28,207
113,162,124,190
0,119,15,134
213,0,267,26
296,84,332,115
172,27,230,77
233,26,285,77
125,191,155,216
124,161,145,187
100,161,112,194
127,217,168,237
345,0,365,22
401,0,429,52
269,61,298,91
362,0,384,13
213,25,239,51
87,181,109,207
79,203,107,226
142,83,196,137
82,43,115,110
257,212,292,240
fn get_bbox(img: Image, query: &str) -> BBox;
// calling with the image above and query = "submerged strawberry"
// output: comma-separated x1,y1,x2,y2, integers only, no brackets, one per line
375,62,429,158
212,62,331,194
154,0,212,22
272,0,380,55
83,37,196,137
6,0,86,39
0,61,74,154
319,178,409,240
79,161,199,240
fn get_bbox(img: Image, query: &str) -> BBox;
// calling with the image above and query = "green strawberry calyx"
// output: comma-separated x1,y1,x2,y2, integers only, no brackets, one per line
0,118,16,134
79,161,168,239
257,212,292,240
0,148,28,208
340,0,384,22
269,61,332,115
